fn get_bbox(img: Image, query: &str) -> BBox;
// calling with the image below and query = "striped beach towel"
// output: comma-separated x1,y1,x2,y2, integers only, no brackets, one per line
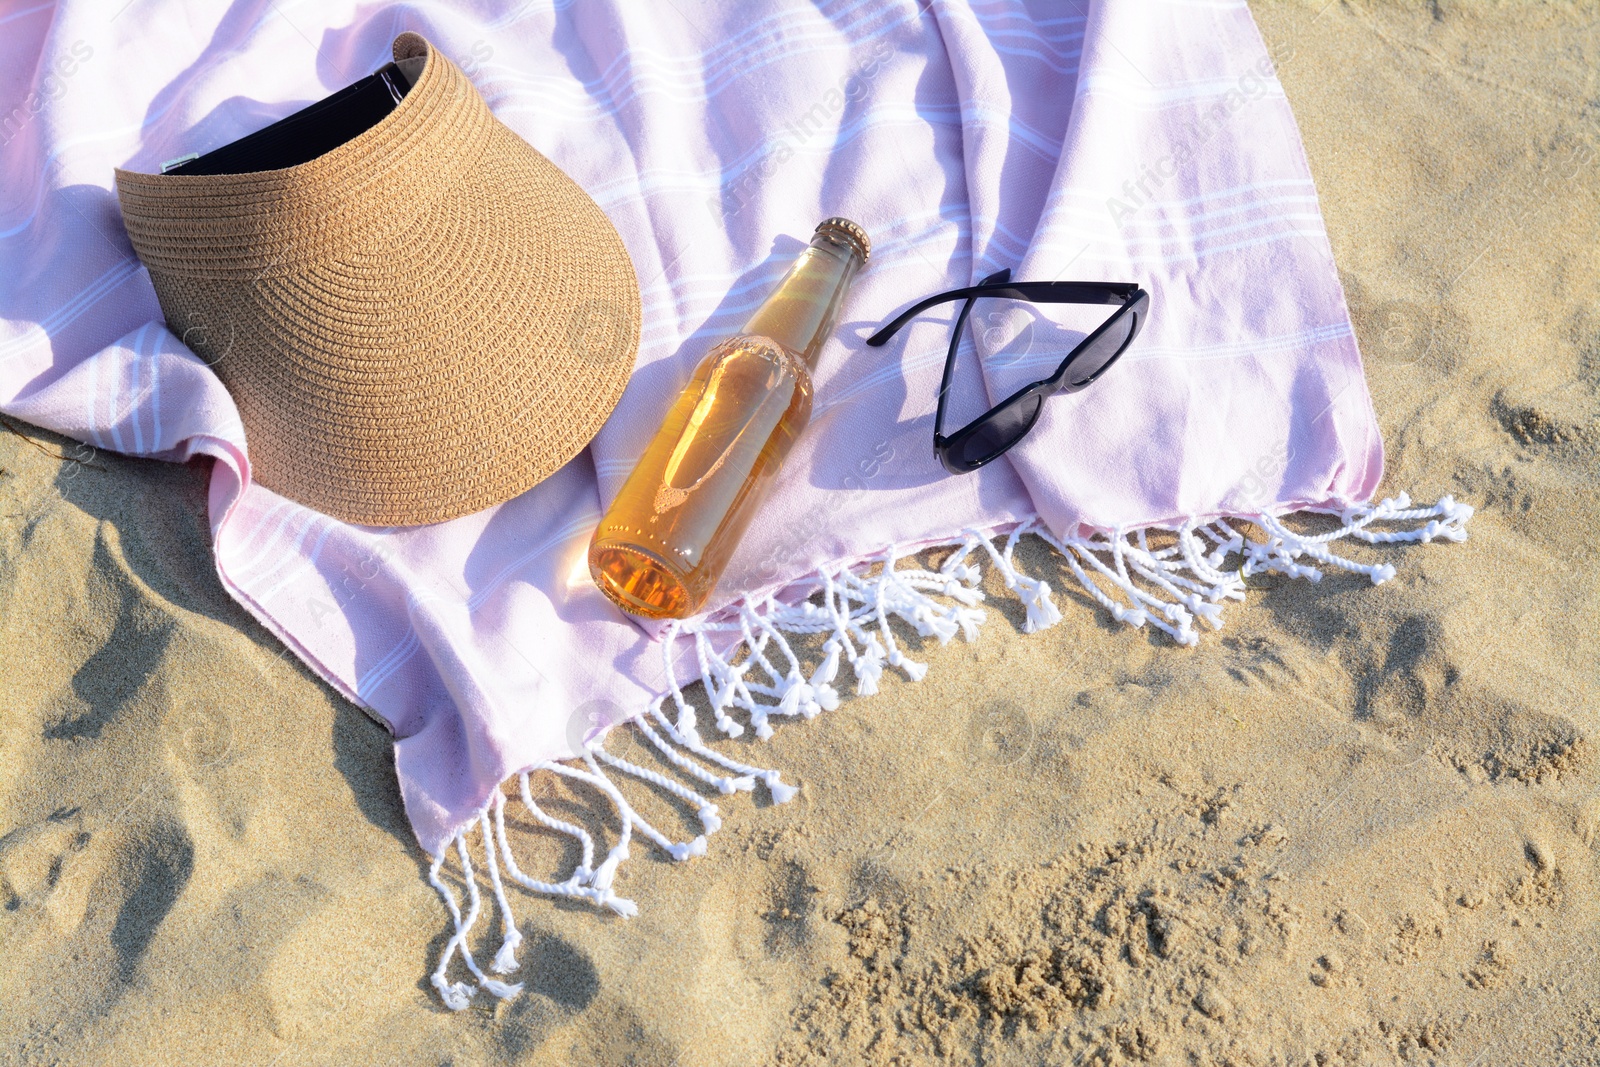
0,0,1469,1007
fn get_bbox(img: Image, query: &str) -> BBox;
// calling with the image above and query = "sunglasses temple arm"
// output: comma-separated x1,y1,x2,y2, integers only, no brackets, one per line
867,283,1039,345
933,293,981,438
866,290,973,346
867,282,1137,346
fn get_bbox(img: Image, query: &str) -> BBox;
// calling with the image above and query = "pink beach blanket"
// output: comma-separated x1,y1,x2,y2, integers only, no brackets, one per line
0,0,1469,1007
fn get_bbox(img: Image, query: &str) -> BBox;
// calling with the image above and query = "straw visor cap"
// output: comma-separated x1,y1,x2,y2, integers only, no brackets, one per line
115,32,641,526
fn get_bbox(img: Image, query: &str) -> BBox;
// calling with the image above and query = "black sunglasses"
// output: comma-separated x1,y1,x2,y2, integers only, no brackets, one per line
867,268,1149,474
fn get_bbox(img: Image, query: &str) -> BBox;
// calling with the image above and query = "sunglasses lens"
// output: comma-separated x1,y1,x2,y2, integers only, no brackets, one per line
951,392,1042,469
1065,306,1136,387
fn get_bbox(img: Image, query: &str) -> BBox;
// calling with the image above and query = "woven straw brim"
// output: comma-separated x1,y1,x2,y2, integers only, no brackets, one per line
115,32,640,526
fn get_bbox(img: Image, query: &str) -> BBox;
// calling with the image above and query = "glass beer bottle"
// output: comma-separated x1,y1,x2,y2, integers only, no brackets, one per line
589,217,870,619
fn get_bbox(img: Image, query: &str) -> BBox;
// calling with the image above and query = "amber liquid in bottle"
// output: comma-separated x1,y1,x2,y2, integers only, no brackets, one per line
589,218,870,619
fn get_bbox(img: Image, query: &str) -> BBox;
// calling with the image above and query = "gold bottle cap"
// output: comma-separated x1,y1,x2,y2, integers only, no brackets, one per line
815,217,870,261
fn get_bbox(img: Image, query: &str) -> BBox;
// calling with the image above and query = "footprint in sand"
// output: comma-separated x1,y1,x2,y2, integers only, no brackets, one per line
1355,614,1589,784
0,808,91,916
1221,633,1349,721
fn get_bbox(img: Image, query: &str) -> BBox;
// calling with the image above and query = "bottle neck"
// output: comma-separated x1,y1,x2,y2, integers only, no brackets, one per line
740,231,865,369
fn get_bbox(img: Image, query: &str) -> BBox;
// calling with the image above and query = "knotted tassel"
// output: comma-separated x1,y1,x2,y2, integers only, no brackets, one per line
664,835,708,861
854,634,885,696
886,643,928,682
807,639,842,712
480,977,525,1001
1014,574,1062,633
431,973,476,1012
591,841,629,891
763,770,799,803
1183,593,1225,630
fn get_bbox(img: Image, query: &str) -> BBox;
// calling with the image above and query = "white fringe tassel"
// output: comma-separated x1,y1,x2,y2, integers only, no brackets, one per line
426,496,1471,1007
424,698,794,1009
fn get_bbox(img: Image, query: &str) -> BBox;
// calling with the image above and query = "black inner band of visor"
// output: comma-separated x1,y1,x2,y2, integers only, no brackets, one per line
164,63,410,176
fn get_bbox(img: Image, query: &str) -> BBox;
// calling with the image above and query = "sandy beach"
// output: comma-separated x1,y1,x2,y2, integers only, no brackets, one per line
2,2,1597,1064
